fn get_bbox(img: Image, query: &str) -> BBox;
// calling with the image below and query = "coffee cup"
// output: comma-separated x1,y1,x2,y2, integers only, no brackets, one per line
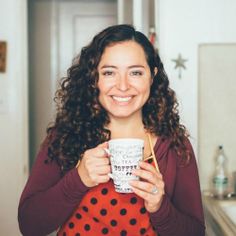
107,138,144,193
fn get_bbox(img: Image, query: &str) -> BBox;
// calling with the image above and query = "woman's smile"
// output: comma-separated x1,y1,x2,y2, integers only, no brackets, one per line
112,95,132,103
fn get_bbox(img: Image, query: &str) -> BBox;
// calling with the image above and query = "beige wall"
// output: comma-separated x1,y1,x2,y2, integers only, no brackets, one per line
199,44,236,190
158,0,236,189
0,0,28,235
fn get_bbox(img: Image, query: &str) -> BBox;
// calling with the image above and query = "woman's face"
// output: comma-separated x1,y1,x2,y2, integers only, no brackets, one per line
97,41,152,120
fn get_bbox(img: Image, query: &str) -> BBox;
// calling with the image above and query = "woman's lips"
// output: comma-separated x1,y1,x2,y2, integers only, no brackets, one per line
111,96,132,102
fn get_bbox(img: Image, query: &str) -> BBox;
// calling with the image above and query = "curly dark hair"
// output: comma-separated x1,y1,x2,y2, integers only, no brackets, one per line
46,24,190,174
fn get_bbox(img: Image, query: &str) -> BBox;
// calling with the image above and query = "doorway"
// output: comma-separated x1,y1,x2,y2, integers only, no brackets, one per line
28,0,117,167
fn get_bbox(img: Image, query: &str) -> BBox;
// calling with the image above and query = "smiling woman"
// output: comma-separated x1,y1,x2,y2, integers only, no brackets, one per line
97,41,153,119
18,24,205,236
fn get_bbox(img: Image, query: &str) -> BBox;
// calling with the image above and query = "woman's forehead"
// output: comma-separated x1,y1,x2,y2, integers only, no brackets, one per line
98,41,148,68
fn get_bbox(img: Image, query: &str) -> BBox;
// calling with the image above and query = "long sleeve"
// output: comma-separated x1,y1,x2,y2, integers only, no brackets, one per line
18,140,89,236
150,139,205,236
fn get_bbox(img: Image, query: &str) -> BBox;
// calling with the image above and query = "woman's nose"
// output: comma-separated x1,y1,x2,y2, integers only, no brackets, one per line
116,74,130,91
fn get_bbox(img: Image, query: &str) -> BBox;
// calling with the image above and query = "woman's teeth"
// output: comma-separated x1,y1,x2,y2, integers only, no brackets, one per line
112,96,132,102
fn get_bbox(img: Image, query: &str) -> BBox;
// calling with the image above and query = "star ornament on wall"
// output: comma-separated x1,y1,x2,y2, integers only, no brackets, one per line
171,54,188,79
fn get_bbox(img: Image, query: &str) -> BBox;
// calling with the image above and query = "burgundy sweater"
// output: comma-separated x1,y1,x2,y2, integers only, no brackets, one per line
18,137,205,236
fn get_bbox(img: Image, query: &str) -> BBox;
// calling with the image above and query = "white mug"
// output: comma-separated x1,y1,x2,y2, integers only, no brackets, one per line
108,138,144,193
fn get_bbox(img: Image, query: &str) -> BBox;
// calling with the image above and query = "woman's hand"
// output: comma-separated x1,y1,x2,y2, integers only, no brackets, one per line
77,142,111,187
129,161,165,213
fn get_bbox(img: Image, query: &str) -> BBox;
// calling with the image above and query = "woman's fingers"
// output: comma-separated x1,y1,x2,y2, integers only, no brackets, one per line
84,155,110,167
129,180,164,213
86,142,109,158
129,179,158,194
91,164,111,184
129,178,164,198
132,169,162,185
131,161,164,193
77,142,111,187
130,184,154,200
95,174,110,184
138,161,162,177
129,161,165,213
93,165,111,175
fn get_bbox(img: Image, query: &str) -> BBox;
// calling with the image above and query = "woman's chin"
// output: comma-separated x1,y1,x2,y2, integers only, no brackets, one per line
107,109,141,119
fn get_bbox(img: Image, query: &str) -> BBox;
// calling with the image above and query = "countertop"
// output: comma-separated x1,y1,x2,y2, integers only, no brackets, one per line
203,194,236,236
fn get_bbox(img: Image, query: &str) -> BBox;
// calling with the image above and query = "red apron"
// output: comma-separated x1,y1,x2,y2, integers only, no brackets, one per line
59,143,159,236
58,179,157,236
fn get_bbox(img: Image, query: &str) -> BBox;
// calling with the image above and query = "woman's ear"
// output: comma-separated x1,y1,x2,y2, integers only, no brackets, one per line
151,67,158,85
154,67,158,76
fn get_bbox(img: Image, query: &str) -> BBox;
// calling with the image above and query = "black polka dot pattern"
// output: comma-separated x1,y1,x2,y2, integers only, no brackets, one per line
110,198,117,206
120,208,127,215
130,197,137,204
110,219,117,226
76,213,82,219
90,197,98,205
68,222,74,228
102,227,109,234
82,206,88,212
59,180,156,235
140,228,146,234
140,207,146,214
100,208,107,216
120,230,127,236
84,224,90,231
129,218,137,225
101,188,108,195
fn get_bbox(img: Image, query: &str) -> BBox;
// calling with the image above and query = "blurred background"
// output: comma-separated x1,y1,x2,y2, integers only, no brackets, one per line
0,0,236,235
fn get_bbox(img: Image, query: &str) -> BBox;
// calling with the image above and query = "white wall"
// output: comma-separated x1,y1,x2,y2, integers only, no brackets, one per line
0,0,28,235
29,0,54,166
158,0,236,188
199,44,236,191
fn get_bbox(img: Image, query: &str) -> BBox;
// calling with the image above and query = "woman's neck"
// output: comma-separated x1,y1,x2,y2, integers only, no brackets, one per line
107,116,145,139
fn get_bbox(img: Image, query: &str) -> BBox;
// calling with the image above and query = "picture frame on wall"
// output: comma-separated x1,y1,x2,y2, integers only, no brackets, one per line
0,41,7,73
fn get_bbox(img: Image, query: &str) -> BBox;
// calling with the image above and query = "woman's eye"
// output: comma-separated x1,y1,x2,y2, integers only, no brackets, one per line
130,71,143,76
102,71,114,76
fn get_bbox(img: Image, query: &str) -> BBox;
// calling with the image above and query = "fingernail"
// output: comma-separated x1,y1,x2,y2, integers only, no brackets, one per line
108,173,113,179
103,148,110,155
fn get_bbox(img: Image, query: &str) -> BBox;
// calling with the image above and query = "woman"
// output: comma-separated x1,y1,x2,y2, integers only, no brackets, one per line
18,24,205,236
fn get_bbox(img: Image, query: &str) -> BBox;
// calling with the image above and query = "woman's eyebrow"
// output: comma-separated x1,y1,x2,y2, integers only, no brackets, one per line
128,65,145,69
100,65,145,69
100,65,117,69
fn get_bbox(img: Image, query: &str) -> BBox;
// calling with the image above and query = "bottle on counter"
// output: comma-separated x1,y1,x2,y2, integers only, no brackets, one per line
212,145,229,198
